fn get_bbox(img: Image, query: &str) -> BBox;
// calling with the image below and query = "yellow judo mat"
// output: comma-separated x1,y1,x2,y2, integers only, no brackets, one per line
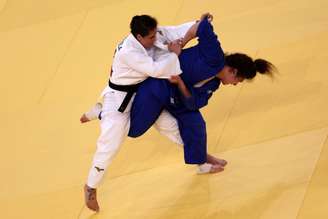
1,0,328,218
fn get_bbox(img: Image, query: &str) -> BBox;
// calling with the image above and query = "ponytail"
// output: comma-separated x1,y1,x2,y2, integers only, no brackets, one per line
254,59,275,77
225,53,276,79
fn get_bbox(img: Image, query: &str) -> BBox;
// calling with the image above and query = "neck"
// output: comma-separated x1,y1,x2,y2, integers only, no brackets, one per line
216,69,224,80
132,34,147,49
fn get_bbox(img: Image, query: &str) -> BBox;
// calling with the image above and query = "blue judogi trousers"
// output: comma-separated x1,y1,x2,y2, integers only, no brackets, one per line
128,78,214,164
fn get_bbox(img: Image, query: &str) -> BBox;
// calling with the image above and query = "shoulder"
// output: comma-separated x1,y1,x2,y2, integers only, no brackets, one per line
205,78,221,90
116,37,144,56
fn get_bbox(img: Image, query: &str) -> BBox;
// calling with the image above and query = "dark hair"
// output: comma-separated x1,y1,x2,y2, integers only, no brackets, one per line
225,53,276,79
130,15,157,38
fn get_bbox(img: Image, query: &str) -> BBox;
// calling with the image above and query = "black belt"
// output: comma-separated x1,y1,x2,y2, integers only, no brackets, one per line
108,80,140,112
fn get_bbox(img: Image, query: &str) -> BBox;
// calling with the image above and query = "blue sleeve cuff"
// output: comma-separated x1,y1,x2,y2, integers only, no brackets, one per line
181,96,197,110
196,18,214,40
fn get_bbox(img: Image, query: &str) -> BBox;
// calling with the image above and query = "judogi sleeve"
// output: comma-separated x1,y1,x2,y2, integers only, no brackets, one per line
159,21,196,41
180,80,220,110
120,51,182,78
196,19,225,66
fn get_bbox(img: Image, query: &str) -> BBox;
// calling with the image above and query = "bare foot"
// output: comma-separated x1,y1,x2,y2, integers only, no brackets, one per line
207,154,228,167
84,185,100,212
210,164,224,173
80,114,90,123
80,102,102,124
198,163,224,174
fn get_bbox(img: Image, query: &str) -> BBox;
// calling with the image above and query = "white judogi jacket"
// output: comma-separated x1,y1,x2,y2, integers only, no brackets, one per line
109,21,196,86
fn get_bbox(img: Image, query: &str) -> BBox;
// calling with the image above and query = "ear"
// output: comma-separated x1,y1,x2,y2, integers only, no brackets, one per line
136,34,143,41
231,67,237,76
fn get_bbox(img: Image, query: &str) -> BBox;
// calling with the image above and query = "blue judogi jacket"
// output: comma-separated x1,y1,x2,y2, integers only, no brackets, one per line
168,78,221,113
178,18,225,87
166,18,224,113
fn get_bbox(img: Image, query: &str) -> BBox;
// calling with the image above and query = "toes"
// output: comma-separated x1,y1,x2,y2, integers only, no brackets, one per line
210,164,224,173
80,114,90,123
212,158,228,167
219,159,228,167
87,204,99,212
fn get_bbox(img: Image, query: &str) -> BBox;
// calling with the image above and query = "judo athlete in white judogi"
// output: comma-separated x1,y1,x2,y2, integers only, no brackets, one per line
83,15,200,212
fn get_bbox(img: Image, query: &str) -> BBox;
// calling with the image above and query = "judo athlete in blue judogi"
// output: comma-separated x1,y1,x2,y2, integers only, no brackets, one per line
128,17,275,168
128,18,224,165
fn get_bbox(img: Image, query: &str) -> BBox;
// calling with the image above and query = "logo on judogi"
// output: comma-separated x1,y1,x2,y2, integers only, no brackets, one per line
95,166,104,172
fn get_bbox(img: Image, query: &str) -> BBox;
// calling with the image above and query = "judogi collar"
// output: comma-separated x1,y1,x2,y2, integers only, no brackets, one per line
124,34,149,55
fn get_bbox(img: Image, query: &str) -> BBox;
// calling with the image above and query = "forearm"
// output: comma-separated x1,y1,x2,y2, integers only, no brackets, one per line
123,52,182,78
181,21,200,48
181,12,212,47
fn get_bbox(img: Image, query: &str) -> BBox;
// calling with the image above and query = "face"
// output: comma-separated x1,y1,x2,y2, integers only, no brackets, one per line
219,66,245,86
137,28,157,49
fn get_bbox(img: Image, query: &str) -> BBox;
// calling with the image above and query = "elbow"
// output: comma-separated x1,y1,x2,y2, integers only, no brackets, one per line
195,102,207,110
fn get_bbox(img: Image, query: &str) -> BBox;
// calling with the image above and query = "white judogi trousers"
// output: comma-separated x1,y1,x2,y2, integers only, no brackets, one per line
87,87,182,188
